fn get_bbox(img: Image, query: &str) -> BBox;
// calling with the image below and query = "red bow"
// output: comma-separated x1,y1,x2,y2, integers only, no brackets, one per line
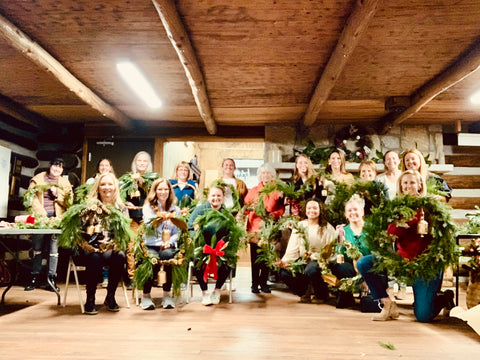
202,240,226,282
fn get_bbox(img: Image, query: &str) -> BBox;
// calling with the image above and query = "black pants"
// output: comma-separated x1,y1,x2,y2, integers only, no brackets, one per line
279,261,329,299
193,262,231,291
250,242,269,287
143,246,175,294
85,250,125,301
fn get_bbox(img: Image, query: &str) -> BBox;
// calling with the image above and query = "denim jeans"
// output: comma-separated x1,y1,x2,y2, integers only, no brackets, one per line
31,234,58,277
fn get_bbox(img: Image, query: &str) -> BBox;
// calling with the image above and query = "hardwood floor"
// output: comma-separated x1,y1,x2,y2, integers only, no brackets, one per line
1,266,479,360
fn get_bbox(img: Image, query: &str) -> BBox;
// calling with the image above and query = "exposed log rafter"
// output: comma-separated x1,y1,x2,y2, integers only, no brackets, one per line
152,0,217,135
378,37,480,134
302,0,380,127
0,93,55,129
0,13,133,129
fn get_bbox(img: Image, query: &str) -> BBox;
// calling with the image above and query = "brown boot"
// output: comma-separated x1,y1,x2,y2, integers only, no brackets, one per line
372,300,399,321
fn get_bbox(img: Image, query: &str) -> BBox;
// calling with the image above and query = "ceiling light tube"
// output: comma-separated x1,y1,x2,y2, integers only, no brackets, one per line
116,60,162,109
470,89,480,105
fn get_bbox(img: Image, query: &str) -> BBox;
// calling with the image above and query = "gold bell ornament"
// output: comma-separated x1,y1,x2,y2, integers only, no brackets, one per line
417,209,429,237
162,227,171,244
157,265,166,285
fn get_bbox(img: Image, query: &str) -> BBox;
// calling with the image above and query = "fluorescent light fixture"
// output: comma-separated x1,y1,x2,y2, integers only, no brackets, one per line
471,89,480,105
116,60,162,109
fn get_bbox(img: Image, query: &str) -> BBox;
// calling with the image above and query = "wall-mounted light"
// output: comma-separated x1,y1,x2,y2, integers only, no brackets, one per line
470,89,480,105
116,60,162,109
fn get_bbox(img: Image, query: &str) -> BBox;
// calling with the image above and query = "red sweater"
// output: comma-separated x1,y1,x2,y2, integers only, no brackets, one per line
245,182,285,232
388,210,432,260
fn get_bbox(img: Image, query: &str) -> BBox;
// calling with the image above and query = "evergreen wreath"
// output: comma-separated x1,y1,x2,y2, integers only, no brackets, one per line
334,125,373,163
206,179,241,214
192,208,246,272
74,183,93,204
363,195,459,285
133,215,193,297
23,183,73,212
118,172,159,202
58,200,133,252
326,180,388,226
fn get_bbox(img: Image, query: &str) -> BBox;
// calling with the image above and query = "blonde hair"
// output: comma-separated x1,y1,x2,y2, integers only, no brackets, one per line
401,149,427,180
131,151,153,173
257,163,276,181
359,160,377,178
397,170,427,197
292,154,316,182
345,193,365,210
88,173,124,208
172,161,193,181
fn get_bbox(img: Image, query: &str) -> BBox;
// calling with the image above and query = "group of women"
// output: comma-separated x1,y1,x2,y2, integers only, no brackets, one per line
50,146,456,323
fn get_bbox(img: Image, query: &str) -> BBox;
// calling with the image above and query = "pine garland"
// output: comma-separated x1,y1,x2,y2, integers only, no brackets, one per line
58,200,133,251
363,195,459,285
15,216,61,229
74,183,92,204
118,172,159,202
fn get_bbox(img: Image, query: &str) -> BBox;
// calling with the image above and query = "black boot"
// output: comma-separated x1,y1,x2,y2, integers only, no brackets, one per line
84,296,97,315
104,294,119,312
24,275,38,291
47,274,60,292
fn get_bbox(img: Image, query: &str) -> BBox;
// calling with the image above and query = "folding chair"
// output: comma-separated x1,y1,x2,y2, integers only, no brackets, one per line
63,256,130,313
186,261,233,303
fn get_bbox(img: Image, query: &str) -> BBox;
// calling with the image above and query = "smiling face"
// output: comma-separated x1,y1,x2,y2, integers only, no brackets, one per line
305,200,320,221
360,165,376,181
296,156,310,178
384,151,400,172
135,153,149,174
98,174,116,204
259,169,274,184
400,173,421,196
403,152,421,171
222,159,236,178
208,187,224,210
98,159,112,174
176,166,190,182
329,152,342,171
345,201,364,224
155,181,170,204
49,163,63,178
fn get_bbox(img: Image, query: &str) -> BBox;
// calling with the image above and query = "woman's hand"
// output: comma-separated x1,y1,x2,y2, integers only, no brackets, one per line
125,201,135,210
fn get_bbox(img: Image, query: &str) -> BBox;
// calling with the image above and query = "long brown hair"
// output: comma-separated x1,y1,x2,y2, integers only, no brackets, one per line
147,178,176,212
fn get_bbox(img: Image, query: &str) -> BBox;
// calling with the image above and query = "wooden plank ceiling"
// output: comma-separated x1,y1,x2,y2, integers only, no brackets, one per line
1,0,480,138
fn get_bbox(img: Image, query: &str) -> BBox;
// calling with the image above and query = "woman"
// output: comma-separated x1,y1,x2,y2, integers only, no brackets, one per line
279,199,336,302
358,160,377,181
376,150,401,199
219,158,248,210
139,179,180,310
123,151,154,282
245,164,285,294
86,158,116,185
82,172,129,315
187,185,239,306
25,158,72,292
401,148,452,201
356,170,455,322
289,155,331,215
333,194,371,308
170,161,199,205
325,150,354,186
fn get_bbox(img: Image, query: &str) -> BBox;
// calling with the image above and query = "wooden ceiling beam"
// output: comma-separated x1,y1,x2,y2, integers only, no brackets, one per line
302,0,380,127
0,93,55,129
378,37,480,134
152,0,217,135
0,13,133,129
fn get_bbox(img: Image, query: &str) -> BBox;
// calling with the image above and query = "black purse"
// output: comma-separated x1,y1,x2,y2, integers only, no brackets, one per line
360,294,382,313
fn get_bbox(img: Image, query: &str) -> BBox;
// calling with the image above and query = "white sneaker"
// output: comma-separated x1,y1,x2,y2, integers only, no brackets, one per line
211,291,221,305
140,295,155,310
101,278,108,288
162,295,175,309
202,293,212,306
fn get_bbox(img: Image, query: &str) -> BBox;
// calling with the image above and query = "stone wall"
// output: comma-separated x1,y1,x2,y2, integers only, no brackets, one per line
265,124,445,164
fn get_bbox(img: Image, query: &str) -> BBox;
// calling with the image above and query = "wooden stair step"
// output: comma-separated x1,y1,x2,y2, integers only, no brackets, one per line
442,174,480,189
